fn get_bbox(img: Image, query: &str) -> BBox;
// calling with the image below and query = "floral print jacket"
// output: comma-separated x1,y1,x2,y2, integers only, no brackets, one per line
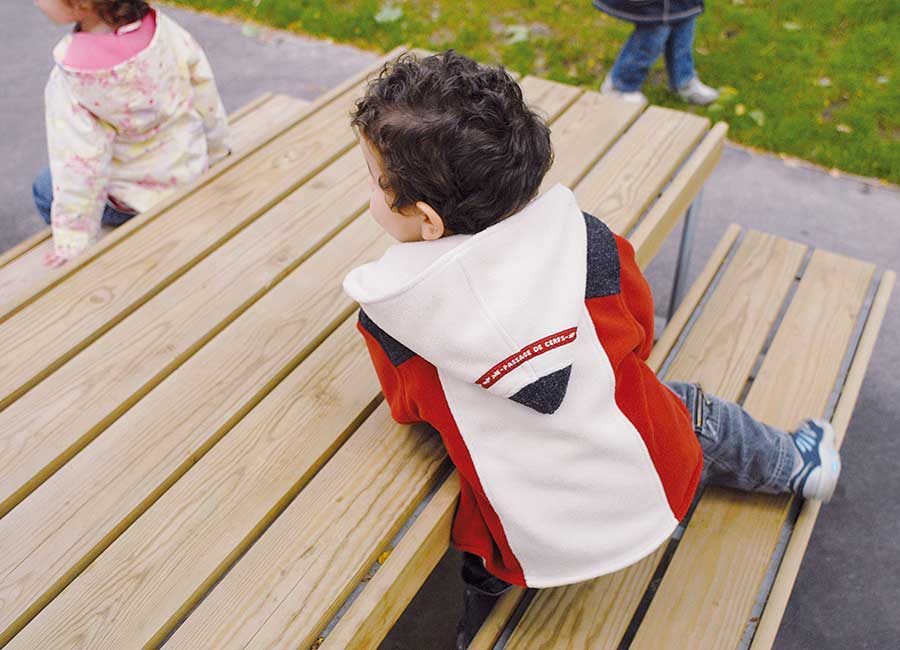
45,9,230,259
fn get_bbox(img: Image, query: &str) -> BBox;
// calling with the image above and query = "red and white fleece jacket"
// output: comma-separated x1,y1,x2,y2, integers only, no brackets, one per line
343,184,703,588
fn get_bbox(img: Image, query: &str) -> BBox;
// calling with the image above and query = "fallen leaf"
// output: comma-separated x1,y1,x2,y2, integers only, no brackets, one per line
718,85,739,100
782,21,802,31
836,123,853,133
732,0,745,4
877,75,889,85
817,77,832,87
505,24,530,44
374,3,404,23
309,638,324,650
378,549,393,564
241,23,260,38
707,103,724,112
735,103,746,116
752,72,764,81
749,109,765,126
696,46,710,55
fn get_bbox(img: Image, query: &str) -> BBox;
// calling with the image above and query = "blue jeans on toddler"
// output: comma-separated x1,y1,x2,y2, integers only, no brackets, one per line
610,16,698,92
460,380,795,595
32,167,137,228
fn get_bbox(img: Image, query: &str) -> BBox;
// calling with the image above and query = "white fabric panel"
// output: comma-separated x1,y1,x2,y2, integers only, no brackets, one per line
439,304,678,587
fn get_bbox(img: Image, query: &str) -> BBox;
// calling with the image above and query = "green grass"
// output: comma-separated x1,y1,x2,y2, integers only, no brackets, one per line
170,0,899,184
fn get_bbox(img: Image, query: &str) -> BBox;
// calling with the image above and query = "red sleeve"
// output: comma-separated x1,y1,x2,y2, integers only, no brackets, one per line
357,321,420,424
615,234,655,361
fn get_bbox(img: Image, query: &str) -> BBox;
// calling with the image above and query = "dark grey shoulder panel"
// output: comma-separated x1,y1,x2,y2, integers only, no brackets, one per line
358,309,416,367
583,211,621,299
510,365,572,415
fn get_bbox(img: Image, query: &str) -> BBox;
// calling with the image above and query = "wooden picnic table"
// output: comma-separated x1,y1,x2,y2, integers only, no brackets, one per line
0,48,891,650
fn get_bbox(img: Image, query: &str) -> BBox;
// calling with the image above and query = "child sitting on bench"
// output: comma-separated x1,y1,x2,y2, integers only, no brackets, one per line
342,50,840,649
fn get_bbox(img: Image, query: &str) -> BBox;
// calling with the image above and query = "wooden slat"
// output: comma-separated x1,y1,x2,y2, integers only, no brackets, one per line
630,122,728,269
749,270,894,650
0,83,365,412
3,317,385,650
0,230,49,271
630,249,875,649
574,106,708,235
504,230,806,649
0,94,307,306
0,46,405,323
0,215,391,646
0,148,369,518
320,473,460,650
227,94,310,151
540,91,643,194
518,76,583,123
159,405,449,650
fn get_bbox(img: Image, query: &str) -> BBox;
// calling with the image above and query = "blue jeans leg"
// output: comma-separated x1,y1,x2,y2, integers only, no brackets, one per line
32,167,137,228
665,381,795,494
610,23,671,92
664,17,697,90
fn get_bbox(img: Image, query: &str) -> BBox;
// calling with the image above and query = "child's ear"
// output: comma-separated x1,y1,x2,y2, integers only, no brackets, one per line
415,201,446,240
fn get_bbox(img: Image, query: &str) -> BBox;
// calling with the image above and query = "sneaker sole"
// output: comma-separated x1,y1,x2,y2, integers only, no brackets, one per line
806,421,841,502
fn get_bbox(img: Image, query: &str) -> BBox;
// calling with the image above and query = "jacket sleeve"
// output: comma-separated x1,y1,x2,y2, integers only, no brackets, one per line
45,71,115,260
615,233,656,361
356,311,420,425
184,34,231,166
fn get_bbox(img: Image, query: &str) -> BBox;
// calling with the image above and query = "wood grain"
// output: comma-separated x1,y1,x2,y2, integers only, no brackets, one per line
630,249,875,649
160,404,450,650
574,106,708,236
541,92,644,194
630,122,728,269
227,94,310,151
0,215,392,646
749,270,894,650
3,318,385,650
321,473,461,650
504,231,806,649
0,81,365,412
518,76,583,123
0,147,369,518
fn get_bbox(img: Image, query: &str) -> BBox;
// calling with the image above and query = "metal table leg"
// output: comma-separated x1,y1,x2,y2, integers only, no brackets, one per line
667,189,703,321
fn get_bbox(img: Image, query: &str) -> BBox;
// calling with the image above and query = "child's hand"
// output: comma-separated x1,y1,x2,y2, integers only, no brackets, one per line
42,250,69,268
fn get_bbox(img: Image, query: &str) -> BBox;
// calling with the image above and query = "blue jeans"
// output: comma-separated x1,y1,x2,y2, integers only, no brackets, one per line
610,17,697,92
461,381,795,593
32,167,137,228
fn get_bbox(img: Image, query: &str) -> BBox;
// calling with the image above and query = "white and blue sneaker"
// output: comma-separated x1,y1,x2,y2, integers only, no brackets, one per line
788,419,841,502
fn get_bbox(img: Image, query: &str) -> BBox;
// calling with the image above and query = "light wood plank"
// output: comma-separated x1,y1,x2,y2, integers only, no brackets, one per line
630,249,875,649
0,46,405,322
0,148,369,518
574,106,708,235
630,122,728,269
504,231,806,650
749,270,894,650
0,82,366,412
321,473,460,650
227,94,310,151
0,94,307,306
0,229,49,270
3,317,385,650
541,91,644,194
518,75,583,123
0,215,392,646
159,404,449,650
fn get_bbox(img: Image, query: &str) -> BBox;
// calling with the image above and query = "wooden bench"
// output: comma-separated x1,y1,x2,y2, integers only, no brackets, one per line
0,48,891,650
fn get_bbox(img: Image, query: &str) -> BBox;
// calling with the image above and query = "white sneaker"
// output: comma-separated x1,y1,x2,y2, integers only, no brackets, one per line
676,77,720,105
601,74,648,105
788,419,841,502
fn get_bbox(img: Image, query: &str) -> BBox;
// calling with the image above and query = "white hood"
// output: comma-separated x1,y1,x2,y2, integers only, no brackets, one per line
343,184,586,413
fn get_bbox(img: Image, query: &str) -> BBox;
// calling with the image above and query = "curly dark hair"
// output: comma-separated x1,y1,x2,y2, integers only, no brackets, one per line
351,50,553,235
74,0,151,28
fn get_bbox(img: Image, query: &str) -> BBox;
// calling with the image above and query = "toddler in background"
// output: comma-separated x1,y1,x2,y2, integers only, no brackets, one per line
33,0,230,266
594,0,720,105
